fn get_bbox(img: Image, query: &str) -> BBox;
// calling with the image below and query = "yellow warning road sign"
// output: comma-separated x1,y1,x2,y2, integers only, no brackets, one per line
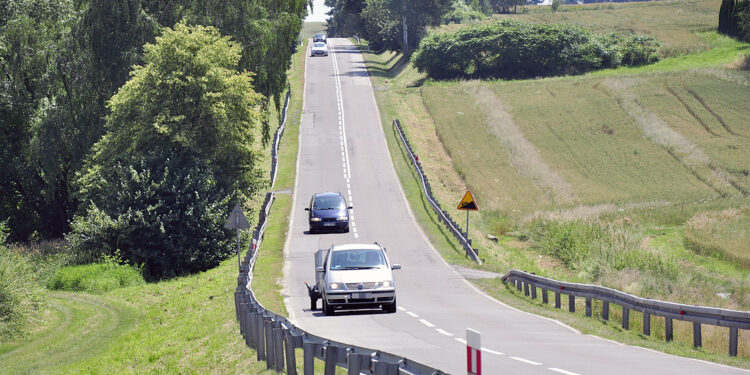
457,191,478,211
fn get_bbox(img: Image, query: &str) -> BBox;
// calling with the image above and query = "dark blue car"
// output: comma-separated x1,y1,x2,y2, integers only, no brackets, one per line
305,192,352,233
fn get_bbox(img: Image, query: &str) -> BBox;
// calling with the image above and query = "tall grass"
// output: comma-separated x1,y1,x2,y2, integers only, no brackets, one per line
47,253,145,294
684,207,750,268
0,225,46,340
530,219,678,280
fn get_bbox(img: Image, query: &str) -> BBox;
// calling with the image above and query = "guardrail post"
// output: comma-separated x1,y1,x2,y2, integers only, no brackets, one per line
303,341,315,375
274,325,285,372
643,312,651,336
530,283,537,300
665,317,673,341
284,329,297,375
238,302,247,336
729,327,738,357
373,358,399,375
516,280,522,292
524,282,530,297
257,314,266,361
568,295,575,313
347,352,366,375
585,298,592,317
324,345,339,375
542,287,548,304
622,307,630,330
265,318,275,369
602,301,609,321
693,323,702,348
555,291,561,309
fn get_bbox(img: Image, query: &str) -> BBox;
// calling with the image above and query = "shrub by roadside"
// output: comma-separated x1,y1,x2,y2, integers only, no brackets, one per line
0,223,46,340
47,253,145,294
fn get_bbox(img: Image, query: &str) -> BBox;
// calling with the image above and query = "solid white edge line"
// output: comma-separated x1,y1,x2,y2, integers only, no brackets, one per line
549,368,581,375
282,38,310,326
418,319,435,328
510,357,542,366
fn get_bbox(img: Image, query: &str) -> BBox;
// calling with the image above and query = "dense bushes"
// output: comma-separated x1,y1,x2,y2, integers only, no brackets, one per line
411,20,661,79
0,224,45,339
719,0,750,41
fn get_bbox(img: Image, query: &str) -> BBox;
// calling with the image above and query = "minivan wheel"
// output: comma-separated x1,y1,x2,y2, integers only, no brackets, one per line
383,299,397,313
323,299,334,316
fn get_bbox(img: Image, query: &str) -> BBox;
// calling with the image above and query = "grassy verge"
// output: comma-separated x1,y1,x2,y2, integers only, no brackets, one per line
356,24,750,366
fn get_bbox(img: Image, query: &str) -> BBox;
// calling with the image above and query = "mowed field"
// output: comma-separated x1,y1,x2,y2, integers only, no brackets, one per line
421,70,750,217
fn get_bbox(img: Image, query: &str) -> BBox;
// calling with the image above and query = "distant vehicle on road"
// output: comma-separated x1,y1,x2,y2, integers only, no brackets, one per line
308,243,401,315
313,33,327,43
305,192,350,232
310,41,328,57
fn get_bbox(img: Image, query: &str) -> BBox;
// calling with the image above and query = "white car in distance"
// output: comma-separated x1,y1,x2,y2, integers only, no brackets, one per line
311,41,328,57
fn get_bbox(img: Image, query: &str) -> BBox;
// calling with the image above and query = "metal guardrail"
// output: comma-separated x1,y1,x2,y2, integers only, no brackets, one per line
392,119,481,264
503,269,749,357
233,94,448,374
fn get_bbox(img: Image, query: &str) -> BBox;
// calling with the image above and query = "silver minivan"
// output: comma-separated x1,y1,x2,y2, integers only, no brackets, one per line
312,243,400,315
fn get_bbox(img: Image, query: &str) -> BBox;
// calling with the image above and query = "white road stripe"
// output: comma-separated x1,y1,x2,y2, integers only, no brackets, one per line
406,311,418,318
397,306,406,311
511,357,542,366
549,368,581,375
455,338,467,344
419,319,435,328
435,328,453,337
482,347,504,355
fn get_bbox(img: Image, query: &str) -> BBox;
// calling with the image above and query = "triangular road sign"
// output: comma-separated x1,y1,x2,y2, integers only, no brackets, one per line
457,191,478,211
225,204,251,229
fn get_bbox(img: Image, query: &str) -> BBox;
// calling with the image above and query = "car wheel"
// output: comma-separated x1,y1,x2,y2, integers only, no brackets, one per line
383,298,397,313
323,299,334,316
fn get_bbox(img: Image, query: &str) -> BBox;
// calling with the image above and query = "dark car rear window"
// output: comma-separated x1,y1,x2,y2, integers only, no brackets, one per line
313,196,345,210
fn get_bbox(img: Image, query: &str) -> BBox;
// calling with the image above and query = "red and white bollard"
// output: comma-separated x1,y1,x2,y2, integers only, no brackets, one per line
467,328,481,375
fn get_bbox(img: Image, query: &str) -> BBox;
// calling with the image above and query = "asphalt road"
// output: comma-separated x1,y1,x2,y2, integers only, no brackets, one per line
280,38,748,375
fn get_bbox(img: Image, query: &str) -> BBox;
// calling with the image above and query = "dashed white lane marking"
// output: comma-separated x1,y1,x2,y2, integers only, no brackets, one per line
549,368,581,375
406,311,418,318
419,319,435,328
397,306,407,311
455,338,467,344
435,328,453,337
482,347,504,355
511,357,542,366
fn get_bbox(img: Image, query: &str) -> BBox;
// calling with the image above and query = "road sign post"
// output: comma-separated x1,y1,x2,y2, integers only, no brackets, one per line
457,191,479,257
225,204,252,272
467,328,481,375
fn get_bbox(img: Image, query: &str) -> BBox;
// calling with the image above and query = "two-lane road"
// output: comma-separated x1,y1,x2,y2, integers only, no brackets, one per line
281,38,748,374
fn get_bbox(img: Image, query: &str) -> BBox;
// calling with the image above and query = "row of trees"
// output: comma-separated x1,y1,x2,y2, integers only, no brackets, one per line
1,0,307,243
325,0,452,52
1,1,309,279
719,0,750,41
411,20,661,79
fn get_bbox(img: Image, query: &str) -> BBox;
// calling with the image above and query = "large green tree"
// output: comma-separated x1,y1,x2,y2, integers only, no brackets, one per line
1,0,104,241
71,23,263,279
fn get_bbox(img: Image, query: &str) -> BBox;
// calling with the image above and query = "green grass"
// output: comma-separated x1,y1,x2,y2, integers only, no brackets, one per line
47,261,145,294
685,207,750,268
354,2,750,363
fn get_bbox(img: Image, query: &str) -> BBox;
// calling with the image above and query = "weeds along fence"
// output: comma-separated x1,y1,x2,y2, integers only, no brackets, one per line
233,97,447,374
392,119,481,264
503,270,750,357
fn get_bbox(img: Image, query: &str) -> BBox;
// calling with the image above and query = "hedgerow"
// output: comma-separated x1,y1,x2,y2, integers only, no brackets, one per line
411,19,661,79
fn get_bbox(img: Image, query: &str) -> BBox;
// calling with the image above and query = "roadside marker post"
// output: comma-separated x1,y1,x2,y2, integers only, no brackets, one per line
225,203,252,272
467,328,482,375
